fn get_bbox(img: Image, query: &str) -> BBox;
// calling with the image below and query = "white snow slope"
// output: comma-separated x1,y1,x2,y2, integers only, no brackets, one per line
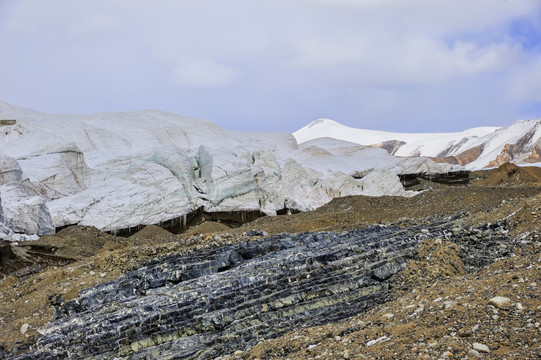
0,101,466,239
294,119,541,169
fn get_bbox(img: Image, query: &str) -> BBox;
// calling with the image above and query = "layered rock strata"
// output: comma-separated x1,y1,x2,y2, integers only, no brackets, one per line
12,215,511,359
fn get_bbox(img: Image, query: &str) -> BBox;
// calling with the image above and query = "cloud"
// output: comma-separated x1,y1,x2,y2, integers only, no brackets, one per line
285,1,535,86
0,0,541,132
289,35,522,85
305,0,539,33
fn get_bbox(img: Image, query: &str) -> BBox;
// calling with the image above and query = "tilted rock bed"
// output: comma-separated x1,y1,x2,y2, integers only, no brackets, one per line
12,214,512,360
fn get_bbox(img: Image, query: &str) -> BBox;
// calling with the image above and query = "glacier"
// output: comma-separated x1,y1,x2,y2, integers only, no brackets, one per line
0,101,464,239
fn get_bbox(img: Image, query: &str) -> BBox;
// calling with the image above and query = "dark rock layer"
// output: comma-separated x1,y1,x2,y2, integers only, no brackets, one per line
399,171,471,189
12,214,511,360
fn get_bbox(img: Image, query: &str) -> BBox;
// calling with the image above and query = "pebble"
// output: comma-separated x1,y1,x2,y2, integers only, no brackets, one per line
343,350,350,359
20,323,29,335
468,349,481,357
89,271,96,276
472,342,490,353
489,296,512,309
381,313,394,319
100,273,106,278
515,302,524,310
439,350,452,358
443,300,457,309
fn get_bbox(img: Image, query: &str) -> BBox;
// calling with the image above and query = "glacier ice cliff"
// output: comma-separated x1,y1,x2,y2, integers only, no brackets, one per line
0,102,462,239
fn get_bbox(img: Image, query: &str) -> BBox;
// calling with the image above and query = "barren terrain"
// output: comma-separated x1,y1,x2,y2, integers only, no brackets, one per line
1,164,540,359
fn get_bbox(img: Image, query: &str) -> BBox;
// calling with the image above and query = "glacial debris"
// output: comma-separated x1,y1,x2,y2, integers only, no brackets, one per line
11,213,513,359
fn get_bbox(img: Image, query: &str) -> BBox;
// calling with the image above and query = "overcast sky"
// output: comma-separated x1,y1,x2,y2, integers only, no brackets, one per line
1,1,541,133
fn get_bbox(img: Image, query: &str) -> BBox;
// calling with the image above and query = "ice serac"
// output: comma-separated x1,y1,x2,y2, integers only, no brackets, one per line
0,156,54,237
0,101,465,237
47,157,193,232
197,145,260,211
18,145,91,199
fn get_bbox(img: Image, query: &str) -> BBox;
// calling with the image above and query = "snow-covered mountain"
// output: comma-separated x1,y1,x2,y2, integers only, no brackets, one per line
0,102,461,239
294,118,541,169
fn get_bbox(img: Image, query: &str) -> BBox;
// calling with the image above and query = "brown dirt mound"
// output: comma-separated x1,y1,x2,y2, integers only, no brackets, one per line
18,225,122,261
182,221,231,237
128,225,178,246
55,225,115,239
395,239,465,290
473,163,541,187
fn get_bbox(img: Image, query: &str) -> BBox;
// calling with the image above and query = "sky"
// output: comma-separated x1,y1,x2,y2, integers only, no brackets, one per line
1,0,541,133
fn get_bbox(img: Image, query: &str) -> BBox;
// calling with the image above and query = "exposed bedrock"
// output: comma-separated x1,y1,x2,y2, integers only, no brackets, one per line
13,215,512,359
398,170,471,189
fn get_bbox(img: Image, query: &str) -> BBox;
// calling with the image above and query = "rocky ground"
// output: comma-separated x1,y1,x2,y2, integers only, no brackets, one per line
0,164,540,359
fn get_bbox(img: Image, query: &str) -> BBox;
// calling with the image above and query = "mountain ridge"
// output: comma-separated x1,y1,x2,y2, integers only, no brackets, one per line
294,118,541,169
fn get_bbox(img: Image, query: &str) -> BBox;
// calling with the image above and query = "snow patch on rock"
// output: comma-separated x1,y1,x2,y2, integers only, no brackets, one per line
294,118,541,169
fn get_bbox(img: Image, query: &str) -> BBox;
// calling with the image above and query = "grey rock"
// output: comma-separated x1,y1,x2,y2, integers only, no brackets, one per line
473,342,490,353
489,296,512,309
468,349,481,357
20,323,29,335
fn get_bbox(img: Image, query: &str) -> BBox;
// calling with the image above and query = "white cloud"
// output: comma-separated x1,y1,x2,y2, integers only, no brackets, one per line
305,0,539,34
1,0,540,131
290,35,522,85
284,0,534,86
